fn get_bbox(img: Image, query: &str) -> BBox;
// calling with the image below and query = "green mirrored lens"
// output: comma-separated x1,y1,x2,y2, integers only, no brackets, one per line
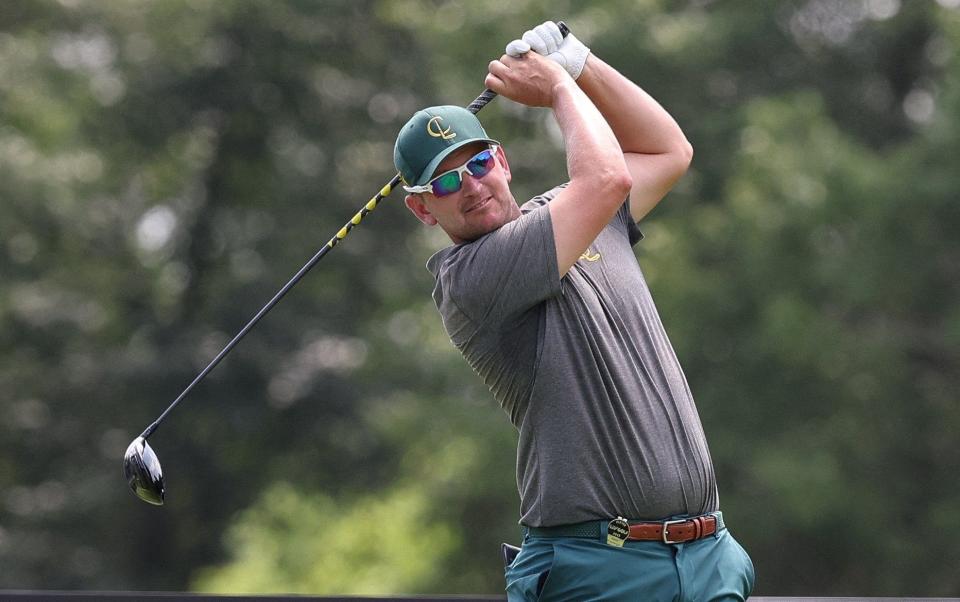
431,170,462,196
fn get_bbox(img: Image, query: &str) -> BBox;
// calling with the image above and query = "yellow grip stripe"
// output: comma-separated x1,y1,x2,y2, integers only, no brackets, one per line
325,176,400,249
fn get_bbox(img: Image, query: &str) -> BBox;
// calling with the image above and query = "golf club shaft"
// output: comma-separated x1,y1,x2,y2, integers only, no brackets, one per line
140,21,570,440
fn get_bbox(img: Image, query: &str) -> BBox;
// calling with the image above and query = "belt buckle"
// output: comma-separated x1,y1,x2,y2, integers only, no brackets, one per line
661,518,687,544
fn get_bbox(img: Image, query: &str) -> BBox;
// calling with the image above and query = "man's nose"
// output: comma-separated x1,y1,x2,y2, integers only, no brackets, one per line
461,170,483,195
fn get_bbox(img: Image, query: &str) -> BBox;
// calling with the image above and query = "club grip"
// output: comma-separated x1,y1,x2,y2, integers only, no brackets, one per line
466,20,571,115
466,89,497,115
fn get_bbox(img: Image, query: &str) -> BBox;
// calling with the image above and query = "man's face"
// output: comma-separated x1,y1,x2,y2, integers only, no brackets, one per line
404,142,520,244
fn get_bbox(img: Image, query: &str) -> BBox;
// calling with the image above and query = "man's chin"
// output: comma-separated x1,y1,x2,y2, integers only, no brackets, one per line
451,223,498,244
469,212,512,238
445,207,518,243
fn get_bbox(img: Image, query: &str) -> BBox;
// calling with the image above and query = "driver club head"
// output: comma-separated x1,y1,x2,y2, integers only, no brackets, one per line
123,436,165,505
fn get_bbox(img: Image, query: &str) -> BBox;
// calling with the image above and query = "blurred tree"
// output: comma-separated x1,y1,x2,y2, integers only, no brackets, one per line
192,481,457,595
1,0,437,589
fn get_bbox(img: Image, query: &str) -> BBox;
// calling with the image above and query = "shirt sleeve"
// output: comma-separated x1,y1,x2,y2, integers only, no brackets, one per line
433,203,560,335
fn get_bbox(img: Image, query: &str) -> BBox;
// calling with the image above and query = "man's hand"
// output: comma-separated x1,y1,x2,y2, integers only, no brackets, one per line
505,21,591,80
485,51,571,108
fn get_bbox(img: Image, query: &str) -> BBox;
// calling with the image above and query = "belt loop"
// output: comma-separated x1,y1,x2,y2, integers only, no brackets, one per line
692,516,703,540
713,511,725,539
599,519,610,544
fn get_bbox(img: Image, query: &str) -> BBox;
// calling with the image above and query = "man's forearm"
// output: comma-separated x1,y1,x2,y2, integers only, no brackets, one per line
551,79,628,189
576,54,691,156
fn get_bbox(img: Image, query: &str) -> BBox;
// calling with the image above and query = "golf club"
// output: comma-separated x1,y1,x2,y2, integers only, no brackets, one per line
123,22,571,505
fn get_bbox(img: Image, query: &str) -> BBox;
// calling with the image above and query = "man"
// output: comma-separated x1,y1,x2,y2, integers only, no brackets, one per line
394,21,755,601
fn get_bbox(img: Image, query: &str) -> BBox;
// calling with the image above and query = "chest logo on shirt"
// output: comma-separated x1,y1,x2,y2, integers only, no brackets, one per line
579,247,601,262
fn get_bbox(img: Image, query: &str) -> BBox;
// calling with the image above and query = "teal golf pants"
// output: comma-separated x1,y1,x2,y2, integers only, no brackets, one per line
504,517,755,601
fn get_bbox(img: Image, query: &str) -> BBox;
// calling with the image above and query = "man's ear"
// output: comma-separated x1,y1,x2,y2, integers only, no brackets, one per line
404,193,438,226
496,146,512,183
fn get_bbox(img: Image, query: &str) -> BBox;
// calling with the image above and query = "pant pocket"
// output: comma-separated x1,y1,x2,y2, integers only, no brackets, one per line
506,570,552,602
505,541,557,602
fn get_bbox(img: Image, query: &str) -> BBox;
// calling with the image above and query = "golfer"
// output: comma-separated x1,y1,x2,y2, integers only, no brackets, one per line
394,22,755,601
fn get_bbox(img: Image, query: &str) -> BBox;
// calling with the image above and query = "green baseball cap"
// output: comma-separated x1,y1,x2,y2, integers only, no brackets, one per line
394,105,499,187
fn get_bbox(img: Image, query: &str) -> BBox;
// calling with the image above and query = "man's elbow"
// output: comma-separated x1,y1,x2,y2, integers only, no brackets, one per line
660,140,693,189
575,158,633,204
602,165,634,200
613,168,634,198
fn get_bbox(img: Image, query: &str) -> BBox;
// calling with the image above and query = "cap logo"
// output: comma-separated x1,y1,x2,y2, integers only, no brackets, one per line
426,116,456,140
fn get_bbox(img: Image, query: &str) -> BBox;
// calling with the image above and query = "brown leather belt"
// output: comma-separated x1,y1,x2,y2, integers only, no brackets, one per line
629,514,718,544
525,512,722,544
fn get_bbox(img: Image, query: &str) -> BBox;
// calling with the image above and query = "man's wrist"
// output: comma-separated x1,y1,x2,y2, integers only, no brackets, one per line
573,54,602,90
550,78,579,103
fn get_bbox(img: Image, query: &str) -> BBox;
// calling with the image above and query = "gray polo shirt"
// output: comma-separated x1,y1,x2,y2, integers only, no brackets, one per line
426,184,718,527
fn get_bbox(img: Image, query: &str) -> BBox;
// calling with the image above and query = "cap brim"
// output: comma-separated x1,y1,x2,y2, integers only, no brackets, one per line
414,137,500,186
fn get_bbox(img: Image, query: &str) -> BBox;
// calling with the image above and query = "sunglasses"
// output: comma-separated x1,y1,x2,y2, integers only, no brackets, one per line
403,145,499,197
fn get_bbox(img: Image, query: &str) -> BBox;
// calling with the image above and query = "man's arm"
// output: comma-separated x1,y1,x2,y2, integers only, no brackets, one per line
510,22,693,224
575,54,693,223
486,52,633,278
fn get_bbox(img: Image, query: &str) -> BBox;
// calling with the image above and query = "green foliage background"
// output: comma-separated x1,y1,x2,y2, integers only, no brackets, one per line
1,0,958,596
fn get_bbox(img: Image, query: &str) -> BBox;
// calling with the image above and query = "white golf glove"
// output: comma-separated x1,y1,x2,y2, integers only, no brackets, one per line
505,20,590,80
